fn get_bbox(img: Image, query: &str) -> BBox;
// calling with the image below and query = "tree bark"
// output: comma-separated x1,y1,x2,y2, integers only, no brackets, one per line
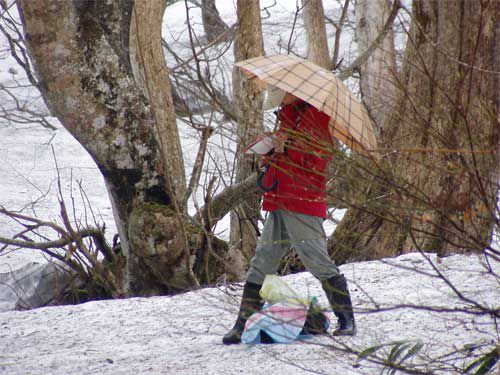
16,0,219,296
129,0,187,207
301,0,330,69
230,0,264,264
201,0,229,43
330,0,500,263
355,0,397,128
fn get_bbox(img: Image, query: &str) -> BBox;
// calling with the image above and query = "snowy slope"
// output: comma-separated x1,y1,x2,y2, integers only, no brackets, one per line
1,252,499,375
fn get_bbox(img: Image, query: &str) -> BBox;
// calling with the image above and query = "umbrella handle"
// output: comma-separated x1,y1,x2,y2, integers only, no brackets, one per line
257,165,278,192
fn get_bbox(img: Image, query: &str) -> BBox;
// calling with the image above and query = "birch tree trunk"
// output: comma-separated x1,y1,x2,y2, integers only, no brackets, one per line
230,0,264,264
17,0,226,296
330,0,500,263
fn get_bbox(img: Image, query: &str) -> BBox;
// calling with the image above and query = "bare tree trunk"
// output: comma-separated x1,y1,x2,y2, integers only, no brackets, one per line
129,1,187,206
330,0,500,263
230,0,264,264
301,0,330,69
16,0,214,296
201,0,229,43
355,0,397,127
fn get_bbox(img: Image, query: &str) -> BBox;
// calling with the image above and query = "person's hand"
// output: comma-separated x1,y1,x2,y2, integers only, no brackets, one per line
272,133,288,153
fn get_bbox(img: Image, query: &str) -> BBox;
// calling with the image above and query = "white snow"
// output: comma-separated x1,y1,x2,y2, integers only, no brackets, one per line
0,122,116,267
0,252,498,374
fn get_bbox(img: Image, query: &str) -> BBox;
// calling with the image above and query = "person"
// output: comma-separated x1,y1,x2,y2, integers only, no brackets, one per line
223,87,356,345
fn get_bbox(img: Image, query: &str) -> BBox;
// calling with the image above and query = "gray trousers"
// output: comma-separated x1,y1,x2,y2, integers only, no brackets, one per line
246,210,340,285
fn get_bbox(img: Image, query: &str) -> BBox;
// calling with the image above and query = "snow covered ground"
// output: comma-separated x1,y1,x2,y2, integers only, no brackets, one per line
1,252,499,375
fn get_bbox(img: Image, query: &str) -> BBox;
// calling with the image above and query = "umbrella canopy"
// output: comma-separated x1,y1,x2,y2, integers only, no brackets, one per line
234,54,378,153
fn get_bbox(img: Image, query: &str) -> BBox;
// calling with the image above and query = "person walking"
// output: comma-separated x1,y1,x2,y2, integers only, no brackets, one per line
223,88,356,345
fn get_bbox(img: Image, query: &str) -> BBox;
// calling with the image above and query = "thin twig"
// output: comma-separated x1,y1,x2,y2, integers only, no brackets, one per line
331,0,350,71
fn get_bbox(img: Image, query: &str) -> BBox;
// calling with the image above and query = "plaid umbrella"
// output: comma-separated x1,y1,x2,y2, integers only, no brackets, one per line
235,54,378,153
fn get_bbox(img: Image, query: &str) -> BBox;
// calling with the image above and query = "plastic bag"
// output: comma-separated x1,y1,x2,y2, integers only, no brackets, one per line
241,301,308,344
259,275,311,306
240,275,330,344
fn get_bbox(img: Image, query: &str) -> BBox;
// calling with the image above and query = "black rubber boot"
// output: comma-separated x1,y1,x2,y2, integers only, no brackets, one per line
223,282,264,345
322,274,356,336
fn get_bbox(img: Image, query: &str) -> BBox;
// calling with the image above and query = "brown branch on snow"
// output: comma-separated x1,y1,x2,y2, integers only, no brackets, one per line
0,205,115,282
0,205,122,296
0,202,114,265
0,207,66,237
0,146,123,296
0,228,106,252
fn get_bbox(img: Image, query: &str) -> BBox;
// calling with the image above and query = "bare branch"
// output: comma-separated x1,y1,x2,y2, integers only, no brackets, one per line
193,172,259,225
183,120,214,206
331,0,350,70
0,228,106,251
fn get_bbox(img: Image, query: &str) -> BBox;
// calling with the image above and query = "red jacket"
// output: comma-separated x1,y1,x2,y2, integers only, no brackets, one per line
261,100,333,218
